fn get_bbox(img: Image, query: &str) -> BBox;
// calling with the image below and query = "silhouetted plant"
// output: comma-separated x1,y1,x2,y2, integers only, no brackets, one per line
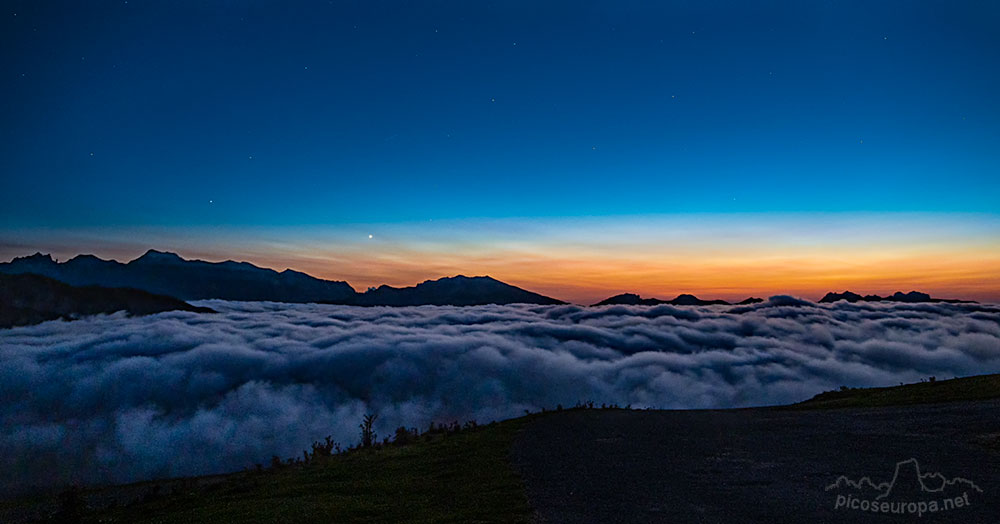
360,413,378,448
394,426,419,445
308,436,337,460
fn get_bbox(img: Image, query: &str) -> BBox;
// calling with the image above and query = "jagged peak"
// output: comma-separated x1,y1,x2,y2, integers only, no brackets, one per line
9,252,55,264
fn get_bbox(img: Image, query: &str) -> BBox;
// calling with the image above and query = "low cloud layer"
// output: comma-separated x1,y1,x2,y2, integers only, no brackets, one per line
2,298,999,493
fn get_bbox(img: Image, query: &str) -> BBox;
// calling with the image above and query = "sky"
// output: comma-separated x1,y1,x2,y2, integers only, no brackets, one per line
2,1,998,302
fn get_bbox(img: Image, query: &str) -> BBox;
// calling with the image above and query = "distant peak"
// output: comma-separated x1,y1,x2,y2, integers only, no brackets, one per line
68,253,105,262
430,275,496,283
11,252,54,264
133,249,184,263
670,293,705,305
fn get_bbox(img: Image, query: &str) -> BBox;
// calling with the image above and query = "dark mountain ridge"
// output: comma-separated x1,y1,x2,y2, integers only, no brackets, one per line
0,251,564,306
0,273,213,328
3,252,979,307
819,290,973,304
351,275,565,306
592,293,763,307
1,250,357,303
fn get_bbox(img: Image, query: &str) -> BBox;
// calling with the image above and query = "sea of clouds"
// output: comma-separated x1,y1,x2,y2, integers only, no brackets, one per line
2,298,999,493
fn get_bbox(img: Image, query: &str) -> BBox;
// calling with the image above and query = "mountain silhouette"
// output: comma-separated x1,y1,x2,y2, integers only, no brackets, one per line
0,250,357,303
819,290,973,304
349,275,565,306
591,293,762,307
0,273,213,328
0,251,564,306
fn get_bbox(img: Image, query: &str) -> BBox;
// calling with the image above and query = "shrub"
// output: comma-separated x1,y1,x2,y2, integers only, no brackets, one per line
360,413,378,448
394,426,419,445
309,436,338,460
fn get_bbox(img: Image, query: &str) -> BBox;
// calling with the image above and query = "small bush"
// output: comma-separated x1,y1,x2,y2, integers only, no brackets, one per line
360,413,378,448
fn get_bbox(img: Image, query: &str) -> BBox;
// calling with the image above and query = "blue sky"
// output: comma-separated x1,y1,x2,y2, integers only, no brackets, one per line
1,1,998,301
2,1,998,227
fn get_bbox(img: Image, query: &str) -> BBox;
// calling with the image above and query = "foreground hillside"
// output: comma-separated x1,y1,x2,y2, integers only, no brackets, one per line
5,374,1000,523
790,374,1000,409
3,420,532,524
0,273,212,328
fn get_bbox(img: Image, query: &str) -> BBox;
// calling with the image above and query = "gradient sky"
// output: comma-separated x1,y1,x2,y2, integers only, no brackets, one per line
2,1,998,302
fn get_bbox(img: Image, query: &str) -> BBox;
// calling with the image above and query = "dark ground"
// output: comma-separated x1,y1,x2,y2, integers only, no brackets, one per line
4,379,999,523
511,401,1000,523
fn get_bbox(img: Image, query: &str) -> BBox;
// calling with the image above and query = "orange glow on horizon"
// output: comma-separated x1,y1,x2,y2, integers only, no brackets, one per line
239,245,1000,304
4,214,998,304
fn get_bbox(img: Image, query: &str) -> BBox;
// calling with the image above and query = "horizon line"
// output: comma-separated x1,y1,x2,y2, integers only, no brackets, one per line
2,248,989,305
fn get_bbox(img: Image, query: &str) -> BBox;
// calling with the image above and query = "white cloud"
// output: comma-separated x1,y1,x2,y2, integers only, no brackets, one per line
1,298,998,492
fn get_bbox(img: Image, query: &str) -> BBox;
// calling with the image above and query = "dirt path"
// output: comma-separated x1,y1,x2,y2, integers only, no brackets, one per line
511,401,1000,523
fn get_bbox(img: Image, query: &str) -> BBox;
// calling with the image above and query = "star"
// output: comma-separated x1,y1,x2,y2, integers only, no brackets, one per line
491,97,495,103
209,200,214,204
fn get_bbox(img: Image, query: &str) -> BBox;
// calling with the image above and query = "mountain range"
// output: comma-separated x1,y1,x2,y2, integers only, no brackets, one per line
0,251,973,308
592,293,764,307
0,250,357,303
818,291,973,304
0,272,213,328
352,275,564,306
0,251,563,306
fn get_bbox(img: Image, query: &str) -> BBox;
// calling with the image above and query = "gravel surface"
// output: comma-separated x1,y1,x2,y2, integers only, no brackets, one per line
511,401,1000,523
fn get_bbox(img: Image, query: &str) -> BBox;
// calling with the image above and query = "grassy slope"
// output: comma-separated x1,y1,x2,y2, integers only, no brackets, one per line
77,419,532,523
789,373,1000,409
17,374,1000,522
